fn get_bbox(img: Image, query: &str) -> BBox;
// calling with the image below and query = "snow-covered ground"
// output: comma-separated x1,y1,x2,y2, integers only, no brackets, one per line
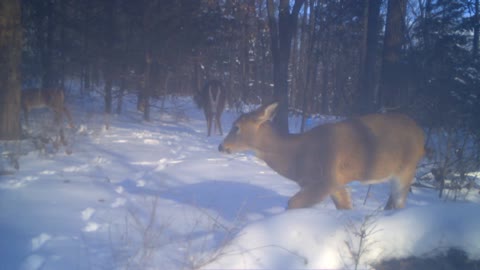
1,95,479,270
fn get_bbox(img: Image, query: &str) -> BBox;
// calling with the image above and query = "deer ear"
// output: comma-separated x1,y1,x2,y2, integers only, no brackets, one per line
258,102,278,123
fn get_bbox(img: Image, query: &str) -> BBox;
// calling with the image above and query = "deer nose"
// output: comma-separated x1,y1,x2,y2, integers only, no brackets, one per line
218,143,230,153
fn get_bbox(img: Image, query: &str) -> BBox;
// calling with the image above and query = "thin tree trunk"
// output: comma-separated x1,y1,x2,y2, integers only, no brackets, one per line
266,0,304,133
116,13,132,115
104,76,113,114
142,49,152,121
43,0,55,88
59,0,66,88
81,0,92,96
103,0,115,114
301,0,317,132
116,65,126,114
140,0,157,121
379,0,407,109
0,0,22,140
320,54,329,114
474,0,479,57
357,0,382,114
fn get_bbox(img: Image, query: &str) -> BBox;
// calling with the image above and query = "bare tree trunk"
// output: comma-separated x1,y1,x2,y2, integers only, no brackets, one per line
116,65,126,114
0,0,22,140
116,14,132,115
379,0,407,109
356,0,382,114
192,55,201,94
474,0,479,57
80,0,92,96
141,50,152,121
320,61,329,114
59,0,66,88
103,0,115,114
266,0,305,133
104,76,113,114
301,0,317,132
42,0,55,88
140,0,158,121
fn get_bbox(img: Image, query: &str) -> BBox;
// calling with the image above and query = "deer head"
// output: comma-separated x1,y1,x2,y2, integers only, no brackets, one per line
219,103,277,154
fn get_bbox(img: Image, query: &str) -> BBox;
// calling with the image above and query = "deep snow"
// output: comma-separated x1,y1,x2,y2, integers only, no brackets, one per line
0,95,479,270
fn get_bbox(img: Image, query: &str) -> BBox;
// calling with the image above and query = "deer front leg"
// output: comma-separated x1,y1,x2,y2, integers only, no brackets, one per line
287,186,330,209
206,114,213,137
22,107,30,127
330,186,352,209
212,114,218,135
62,106,75,128
215,114,223,135
53,110,63,126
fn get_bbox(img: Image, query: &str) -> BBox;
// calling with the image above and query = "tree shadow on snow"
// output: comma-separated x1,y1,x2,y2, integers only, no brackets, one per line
161,180,288,222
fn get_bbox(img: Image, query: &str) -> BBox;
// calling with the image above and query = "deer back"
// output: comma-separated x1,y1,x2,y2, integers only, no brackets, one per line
219,103,425,188
21,88,65,111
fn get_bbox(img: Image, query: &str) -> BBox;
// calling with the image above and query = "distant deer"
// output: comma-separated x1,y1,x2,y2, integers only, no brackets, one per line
194,80,226,136
21,88,74,128
218,103,425,210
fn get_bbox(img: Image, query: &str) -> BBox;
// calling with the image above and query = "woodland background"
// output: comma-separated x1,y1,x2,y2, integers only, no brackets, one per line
1,0,480,160
1,2,480,267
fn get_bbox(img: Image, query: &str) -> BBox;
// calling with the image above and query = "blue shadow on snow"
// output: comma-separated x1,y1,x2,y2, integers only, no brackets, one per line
161,180,288,222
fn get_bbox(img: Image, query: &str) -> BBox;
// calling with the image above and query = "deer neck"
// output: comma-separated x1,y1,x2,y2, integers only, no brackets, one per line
254,123,301,181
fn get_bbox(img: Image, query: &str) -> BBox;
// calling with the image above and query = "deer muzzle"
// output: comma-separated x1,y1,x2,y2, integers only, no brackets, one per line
218,143,231,154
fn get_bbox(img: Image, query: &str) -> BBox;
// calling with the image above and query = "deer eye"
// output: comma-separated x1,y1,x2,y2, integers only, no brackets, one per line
231,125,240,134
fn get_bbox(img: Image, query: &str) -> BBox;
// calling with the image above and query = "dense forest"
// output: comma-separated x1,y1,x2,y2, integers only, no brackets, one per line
1,0,478,122
1,0,480,183
1,2,480,267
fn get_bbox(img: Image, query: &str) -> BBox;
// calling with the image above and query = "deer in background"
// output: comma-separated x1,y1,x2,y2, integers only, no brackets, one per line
21,88,75,128
194,80,226,136
218,103,425,210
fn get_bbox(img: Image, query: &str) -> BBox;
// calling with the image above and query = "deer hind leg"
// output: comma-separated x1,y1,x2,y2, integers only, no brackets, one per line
62,106,74,128
22,107,30,127
330,186,352,209
385,168,416,210
206,114,213,136
215,113,223,135
287,186,330,209
54,111,63,126
50,107,64,127
212,114,218,135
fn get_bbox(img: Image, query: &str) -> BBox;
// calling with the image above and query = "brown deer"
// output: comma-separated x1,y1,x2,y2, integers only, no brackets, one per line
21,88,74,128
194,80,226,136
218,103,425,210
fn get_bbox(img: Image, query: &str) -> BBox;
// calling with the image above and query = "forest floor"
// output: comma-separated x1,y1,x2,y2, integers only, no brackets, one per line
1,94,479,270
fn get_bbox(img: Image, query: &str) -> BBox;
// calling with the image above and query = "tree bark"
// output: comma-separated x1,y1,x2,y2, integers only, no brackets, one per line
140,49,152,121
301,0,317,132
474,0,479,57
42,0,55,88
80,0,92,95
379,0,407,109
103,0,115,114
139,0,158,122
59,0,66,88
0,0,22,140
266,0,305,133
357,0,382,114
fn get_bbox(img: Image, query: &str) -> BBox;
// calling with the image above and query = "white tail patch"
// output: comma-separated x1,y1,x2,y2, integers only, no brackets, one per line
194,80,226,136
